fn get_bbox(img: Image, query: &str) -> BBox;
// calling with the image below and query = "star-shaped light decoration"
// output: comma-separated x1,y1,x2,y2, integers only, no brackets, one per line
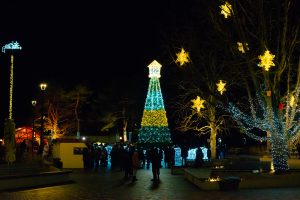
289,95,295,107
216,80,226,95
175,48,190,66
258,50,275,71
191,96,205,112
237,42,249,53
220,2,233,19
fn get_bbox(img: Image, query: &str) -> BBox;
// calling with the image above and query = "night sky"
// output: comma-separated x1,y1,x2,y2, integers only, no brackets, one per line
0,0,176,131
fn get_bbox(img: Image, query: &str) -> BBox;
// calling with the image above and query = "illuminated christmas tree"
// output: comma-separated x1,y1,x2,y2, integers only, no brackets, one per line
138,60,172,147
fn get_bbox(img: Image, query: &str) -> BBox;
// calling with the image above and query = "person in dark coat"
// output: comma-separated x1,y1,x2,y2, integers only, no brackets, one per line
164,146,170,168
146,149,151,169
150,147,161,182
207,147,212,162
181,145,188,167
83,147,89,170
131,148,140,182
194,147,204,168
121,147,132,180
20,139,27,161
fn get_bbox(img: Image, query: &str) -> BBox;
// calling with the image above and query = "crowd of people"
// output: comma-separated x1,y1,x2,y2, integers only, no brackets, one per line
81,142,209,183
82,143,109,171
0,139,212,183
82,143,175,183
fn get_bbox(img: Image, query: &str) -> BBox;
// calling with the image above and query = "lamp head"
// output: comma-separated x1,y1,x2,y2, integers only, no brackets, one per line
31,100,37,106
40,83,47,91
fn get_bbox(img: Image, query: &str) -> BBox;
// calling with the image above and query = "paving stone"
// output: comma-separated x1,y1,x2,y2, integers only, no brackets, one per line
1,166,300,200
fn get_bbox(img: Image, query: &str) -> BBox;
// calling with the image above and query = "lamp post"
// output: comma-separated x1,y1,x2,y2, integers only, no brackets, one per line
2,41,22,164
2,41,22,120
39,83,47,150
31,100,37,156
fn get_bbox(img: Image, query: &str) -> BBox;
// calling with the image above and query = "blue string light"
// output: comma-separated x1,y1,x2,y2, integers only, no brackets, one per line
227,91,291,172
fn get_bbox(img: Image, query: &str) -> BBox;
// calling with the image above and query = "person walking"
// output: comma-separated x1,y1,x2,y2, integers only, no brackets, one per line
150,147,161,182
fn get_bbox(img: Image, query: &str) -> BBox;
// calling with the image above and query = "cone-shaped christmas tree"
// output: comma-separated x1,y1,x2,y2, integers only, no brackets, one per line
138,60,172,147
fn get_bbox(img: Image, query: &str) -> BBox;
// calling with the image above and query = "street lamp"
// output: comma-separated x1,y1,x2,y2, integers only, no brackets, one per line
2,41,22,120
31,100,37,156
39,83,47,151
2,41,22,165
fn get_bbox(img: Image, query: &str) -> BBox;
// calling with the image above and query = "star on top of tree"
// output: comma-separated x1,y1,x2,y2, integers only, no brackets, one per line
216,80,226,95
258,50,275,71
237,42,249,53
220,2,233,19
191,96,205,112
175,48,190,66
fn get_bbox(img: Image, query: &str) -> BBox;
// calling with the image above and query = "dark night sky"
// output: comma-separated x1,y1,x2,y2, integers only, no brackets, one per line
0,0,176,130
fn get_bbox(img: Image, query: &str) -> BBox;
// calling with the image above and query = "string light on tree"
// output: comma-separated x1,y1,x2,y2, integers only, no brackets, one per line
191,96,205,112
220,2,233,19
237,42,249,53
216,80,226,95
175,48,190,66
226,89,296,172
258,50,275,71
138,60,172,147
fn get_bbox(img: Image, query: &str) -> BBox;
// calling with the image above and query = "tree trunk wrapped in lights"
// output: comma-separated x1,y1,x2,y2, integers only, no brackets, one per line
138,60,172,148
4,119,16,165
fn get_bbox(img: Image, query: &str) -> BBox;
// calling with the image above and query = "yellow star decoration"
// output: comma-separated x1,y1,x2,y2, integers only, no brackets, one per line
216,80,226,95
237,42,249,53
258,50,275,71
220,2,233,19
290,95,295,107
176,48,190,66
191,96,205,112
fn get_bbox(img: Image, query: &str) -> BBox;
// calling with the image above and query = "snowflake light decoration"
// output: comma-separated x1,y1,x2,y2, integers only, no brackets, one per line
258,50,275,71
176,48,190,66
191,96,205,112
220,2,233,19
216,80,226,95
237,42,249,53
2,41,22,53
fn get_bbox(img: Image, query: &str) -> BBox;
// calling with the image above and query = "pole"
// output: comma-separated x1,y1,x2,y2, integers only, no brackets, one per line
31,100,36,157
40,91,44,148
39,83,47,154
9,54,14,120
32,115,35,156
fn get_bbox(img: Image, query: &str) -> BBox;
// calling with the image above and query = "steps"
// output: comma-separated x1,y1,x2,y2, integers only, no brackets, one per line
0,162,73,191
